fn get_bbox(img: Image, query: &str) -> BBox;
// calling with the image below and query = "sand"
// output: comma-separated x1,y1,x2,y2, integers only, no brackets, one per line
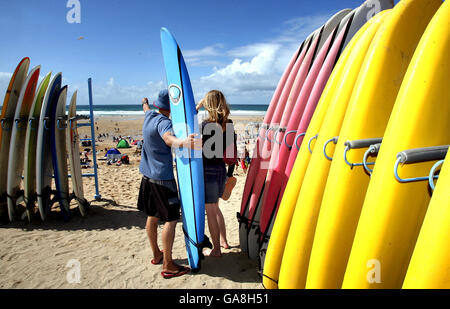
0,113,265,289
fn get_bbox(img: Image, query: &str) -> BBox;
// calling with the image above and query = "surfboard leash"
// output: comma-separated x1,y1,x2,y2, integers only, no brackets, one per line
182,226,213,260
69,192,91,210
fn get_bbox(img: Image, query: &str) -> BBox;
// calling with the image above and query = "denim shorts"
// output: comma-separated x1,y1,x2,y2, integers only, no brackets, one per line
204,164,227,204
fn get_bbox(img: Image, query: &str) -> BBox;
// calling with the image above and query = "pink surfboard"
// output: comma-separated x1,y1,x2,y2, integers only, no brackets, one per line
244,34,321,241
238,34,317,252
259,20,352,243
239,41,307,218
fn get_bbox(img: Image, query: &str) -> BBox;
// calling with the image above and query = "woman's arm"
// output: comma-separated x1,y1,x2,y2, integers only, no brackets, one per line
227,164,235,177
195,99,204,111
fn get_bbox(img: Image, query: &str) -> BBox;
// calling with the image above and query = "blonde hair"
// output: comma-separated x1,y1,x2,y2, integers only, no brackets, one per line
200,90,230,130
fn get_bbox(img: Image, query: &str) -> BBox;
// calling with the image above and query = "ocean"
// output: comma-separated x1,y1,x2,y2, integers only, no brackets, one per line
74,104,268,117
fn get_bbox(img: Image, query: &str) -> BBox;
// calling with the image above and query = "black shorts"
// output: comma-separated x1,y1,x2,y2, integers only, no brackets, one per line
137,176,181,222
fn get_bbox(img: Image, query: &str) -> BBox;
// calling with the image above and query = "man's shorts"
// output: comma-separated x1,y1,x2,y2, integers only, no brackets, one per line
137,176,181,222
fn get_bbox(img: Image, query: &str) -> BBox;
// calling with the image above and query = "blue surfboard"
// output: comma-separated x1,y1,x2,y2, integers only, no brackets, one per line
36,73,61,221
50,85,70,221
160,27,209,272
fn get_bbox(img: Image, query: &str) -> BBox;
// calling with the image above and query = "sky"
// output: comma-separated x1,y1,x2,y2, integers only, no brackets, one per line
1,0,372,106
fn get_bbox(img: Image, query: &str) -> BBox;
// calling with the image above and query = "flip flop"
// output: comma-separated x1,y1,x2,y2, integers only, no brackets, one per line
151,250,164,265
221,176,237,201
161,266,190,279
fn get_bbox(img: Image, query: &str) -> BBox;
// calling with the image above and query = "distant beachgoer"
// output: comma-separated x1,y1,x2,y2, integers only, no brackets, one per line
245,148,250,165
196,90,237,257
138,90,200,279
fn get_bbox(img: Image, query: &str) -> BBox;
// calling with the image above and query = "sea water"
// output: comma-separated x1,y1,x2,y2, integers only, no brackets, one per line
73,104,267,117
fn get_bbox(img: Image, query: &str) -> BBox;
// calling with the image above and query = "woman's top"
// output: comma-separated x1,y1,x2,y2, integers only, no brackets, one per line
202,119,236,169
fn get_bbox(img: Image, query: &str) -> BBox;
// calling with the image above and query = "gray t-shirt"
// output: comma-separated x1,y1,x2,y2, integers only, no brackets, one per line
139,110,174,180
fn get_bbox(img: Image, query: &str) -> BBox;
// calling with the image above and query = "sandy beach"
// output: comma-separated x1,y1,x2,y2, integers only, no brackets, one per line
0,114,264,289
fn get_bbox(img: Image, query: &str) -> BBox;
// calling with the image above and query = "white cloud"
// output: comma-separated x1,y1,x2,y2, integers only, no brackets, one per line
0,13,334,107
67,79,164,106
184,43,226,67
184,43,225,58
227,43,280,59
106,77,114,87
0,72,13,79
281,15,330,42
0,72,13,103
187,13,332,105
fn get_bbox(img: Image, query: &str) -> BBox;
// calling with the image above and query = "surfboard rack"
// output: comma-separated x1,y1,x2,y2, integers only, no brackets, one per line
71,78,102,201
294,132,306,151
394,145,449,185
362,143,381,175
308,134,318,154
282,130,297,149
0,117,13,130
323,136,339,160
429,159,445,191
343,138,382,170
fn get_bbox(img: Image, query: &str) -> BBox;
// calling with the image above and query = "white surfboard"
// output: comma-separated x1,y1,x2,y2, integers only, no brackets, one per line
316,9,352,56
66,91,87,217
342,0,395,49
0,58,30,213
51,86,70,219
23,72,52,221
7,65,40,221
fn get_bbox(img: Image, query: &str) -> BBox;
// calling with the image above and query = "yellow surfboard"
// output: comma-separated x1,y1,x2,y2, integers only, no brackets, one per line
306,0,441,289
343,0,450,289
275,11,389,290
262,27,354,290
261,12,389,289
403,153,450,289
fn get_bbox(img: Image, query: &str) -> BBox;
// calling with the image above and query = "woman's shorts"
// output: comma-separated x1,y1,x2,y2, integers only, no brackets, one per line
137,176,181,222
204,164,227,204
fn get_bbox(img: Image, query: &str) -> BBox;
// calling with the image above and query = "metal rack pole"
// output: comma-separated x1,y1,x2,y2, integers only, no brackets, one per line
87,78,101,200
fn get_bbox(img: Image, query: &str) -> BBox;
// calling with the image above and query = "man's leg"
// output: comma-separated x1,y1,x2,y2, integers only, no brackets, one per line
162,220,188,272
146,216,163,262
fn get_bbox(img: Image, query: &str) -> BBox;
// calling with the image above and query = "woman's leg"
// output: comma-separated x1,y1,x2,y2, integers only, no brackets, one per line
216,206,230,249
205,202,222,257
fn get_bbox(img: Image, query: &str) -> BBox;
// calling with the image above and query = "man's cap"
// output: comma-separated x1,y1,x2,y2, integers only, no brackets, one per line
153,89,170,110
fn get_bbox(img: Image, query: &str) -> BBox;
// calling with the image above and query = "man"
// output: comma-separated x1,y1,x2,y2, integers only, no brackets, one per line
138,89,199,279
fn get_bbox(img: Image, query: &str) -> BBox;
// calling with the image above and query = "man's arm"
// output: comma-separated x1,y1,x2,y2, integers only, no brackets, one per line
142,98,151,113
162,131,201,150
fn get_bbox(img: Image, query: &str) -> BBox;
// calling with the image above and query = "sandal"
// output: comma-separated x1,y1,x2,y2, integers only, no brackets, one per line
161,266,190,279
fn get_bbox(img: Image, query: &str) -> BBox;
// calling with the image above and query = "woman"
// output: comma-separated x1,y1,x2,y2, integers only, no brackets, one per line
197,90,236,257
